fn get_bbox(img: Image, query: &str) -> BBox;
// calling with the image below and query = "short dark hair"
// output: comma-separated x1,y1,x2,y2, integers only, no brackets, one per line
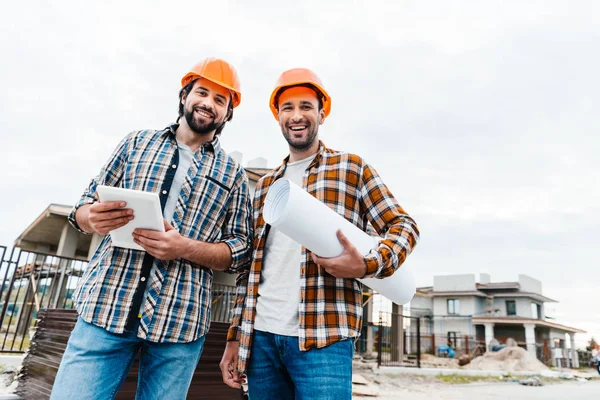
177,78,234,136
274,83,324,111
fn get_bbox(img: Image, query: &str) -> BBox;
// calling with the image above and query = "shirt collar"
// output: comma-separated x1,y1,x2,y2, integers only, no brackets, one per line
162,123,221,154
274,140,327,179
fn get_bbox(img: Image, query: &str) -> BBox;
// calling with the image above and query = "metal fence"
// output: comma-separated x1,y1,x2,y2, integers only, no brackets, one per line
0,245,237,353
377,312,421,368
419,334,482,357
0,246,88,353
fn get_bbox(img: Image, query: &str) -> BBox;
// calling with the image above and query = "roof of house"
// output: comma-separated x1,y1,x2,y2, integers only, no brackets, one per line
416,281,556,303
477,282,521,290
14,203,93,259
472,317,586,334
245,167,271,183
415,289,489,297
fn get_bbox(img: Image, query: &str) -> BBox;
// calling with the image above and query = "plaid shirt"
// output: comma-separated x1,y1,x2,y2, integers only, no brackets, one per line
228,141,419,373
69,124,252,343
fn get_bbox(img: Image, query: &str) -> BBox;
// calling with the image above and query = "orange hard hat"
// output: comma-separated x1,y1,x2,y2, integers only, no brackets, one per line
181,58,242,108
269,68,331,120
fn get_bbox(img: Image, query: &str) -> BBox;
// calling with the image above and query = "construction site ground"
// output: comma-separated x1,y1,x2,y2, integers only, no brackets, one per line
2,354,600,399
352,354,600,399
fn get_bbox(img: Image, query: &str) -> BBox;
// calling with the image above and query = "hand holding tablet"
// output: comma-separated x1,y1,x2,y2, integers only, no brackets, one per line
96,185,164,251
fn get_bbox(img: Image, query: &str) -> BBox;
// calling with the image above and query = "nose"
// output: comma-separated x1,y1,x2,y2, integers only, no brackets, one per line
198,97,215,114
291,107,303,123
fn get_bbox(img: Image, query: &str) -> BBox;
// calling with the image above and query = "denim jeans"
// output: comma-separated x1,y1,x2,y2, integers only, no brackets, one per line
50,317,205,400
247,330,354,400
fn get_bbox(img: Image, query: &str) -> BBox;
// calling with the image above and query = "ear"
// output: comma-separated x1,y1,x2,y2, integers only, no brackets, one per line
318,108,326,125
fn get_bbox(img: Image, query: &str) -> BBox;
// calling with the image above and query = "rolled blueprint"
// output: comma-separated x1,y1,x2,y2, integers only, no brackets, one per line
263,179,416,305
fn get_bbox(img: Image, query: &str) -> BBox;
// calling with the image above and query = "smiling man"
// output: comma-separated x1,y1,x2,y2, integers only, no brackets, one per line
220,68,420,399
50,58,253,400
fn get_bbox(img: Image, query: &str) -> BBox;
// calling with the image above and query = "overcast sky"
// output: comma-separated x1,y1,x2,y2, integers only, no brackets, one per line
1,1,598,346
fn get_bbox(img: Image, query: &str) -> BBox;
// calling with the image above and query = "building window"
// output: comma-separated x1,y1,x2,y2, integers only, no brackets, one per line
506,300,517,316
531,303,542,319
447,299,460,315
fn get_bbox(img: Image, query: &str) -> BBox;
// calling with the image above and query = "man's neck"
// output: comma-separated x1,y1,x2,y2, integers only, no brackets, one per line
175,120,216,152
288,139,320,163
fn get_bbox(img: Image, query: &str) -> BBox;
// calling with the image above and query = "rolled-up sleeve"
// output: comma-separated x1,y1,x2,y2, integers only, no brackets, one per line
221,169,253,273
68,132,133,233
359,163,420,279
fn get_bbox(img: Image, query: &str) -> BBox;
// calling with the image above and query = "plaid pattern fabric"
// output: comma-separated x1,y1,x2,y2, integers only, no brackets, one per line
69,124,253,343
228,141,419,373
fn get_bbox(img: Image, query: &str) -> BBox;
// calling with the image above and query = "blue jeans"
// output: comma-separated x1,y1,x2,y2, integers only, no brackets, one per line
247,330,354,400
50,317,205,400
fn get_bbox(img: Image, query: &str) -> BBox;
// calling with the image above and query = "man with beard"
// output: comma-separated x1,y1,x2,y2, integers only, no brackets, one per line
220,68,420,399
51,58,253,400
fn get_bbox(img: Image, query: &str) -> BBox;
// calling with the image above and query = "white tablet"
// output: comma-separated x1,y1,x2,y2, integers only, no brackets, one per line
96,185,165,251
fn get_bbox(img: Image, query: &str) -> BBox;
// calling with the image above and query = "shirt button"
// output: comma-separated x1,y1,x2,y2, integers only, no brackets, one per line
172,164,177,169
141,277,146,282
162,190,167,195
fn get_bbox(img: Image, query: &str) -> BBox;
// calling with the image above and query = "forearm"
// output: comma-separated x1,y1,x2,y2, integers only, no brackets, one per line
363,213,419,278
181,238,233,271
227,269,249,341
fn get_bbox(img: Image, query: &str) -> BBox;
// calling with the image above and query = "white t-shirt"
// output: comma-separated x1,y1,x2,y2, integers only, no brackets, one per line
139,140,194,316
254,154,316,337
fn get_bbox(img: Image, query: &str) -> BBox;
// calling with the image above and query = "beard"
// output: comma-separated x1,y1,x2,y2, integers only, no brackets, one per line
281,123,319,150
184,105,222,134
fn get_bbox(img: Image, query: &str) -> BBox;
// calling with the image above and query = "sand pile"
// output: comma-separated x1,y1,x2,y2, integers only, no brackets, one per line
420,354,459,369
466,346,548,372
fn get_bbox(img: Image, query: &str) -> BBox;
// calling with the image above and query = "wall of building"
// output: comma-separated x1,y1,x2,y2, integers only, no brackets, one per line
432,316,473,336
491,297,541,318
519,274,542,295
410,294,433,314
433,296,478,317
433,274,476,292
493,325,526,343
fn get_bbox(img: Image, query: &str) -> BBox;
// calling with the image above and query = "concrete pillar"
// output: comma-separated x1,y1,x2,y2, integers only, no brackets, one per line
570,335,579,368
484,322,495,350
57,223,78,258
47,223,79,309
524,323,536,355
365,291,374,356
391,303,404,362
562,339,569,368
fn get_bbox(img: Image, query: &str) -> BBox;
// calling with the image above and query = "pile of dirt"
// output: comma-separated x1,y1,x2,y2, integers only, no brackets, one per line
465,346,548,372
420,354,459,369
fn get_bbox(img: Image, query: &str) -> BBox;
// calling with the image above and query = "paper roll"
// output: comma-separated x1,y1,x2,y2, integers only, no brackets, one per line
263,179,416,305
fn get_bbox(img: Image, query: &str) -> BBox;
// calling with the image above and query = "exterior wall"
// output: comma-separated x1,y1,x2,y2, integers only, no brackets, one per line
549,330,566,341
432,317,473,336
248,179,257,197
494,325,526,343
491,297,540,318
433,296,477,317
433,274,476,292
473,297,485,316
410,294,433,313
519,274,542,295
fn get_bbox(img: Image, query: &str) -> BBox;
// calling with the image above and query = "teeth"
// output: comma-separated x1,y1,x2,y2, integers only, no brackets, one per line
197,110,212,118
290,126,306,131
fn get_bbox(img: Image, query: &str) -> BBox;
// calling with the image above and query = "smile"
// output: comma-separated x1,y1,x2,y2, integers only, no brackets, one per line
195,109,214,119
